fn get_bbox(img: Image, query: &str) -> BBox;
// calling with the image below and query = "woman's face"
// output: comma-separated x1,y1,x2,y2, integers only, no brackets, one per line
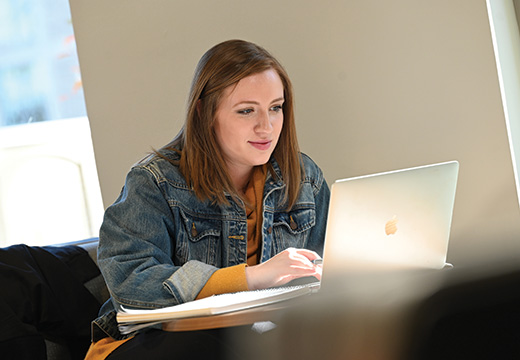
213,69,284,181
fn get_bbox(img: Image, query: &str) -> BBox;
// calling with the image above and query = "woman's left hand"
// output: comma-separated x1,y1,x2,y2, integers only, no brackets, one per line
244,247,322,290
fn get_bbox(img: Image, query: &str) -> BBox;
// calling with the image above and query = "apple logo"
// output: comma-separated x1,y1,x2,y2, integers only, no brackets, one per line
385,215,398,236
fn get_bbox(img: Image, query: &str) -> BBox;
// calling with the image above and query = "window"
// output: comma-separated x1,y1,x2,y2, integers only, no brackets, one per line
0,0,103,246
487,0,520,208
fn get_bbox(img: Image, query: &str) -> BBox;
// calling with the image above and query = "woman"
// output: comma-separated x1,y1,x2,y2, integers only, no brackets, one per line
85,39,330,359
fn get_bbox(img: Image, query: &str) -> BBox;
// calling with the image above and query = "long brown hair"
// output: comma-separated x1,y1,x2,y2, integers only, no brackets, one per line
160,39,302,208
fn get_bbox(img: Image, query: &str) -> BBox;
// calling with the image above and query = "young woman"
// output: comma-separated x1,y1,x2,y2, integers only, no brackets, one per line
85,39,330,359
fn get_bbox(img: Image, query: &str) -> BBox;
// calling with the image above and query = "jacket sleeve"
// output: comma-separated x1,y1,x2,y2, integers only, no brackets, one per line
98,166,218,310
302,156,331,256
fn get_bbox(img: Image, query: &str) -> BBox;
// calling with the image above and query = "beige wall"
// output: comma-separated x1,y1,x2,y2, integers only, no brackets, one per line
70,0,520,266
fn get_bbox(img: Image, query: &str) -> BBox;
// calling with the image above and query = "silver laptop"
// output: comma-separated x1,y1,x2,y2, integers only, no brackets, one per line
321,161,459,279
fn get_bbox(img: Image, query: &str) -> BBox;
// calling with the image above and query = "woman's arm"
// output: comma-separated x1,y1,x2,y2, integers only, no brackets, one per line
98,166,217,309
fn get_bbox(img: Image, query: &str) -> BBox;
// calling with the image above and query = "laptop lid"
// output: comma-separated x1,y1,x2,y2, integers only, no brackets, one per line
321,161,459,278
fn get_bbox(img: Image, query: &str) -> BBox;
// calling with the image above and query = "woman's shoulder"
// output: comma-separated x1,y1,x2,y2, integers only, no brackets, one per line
299,152,328,194
131,149,187,186
300,152,324,179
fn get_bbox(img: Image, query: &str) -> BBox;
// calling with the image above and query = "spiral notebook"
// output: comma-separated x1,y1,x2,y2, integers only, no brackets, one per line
117,284,316,333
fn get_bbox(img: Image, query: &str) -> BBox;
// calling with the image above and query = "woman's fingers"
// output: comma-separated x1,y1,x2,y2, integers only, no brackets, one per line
245,248,323,290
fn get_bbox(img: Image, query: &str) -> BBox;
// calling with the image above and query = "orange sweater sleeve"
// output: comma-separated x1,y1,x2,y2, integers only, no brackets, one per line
196,264,249,300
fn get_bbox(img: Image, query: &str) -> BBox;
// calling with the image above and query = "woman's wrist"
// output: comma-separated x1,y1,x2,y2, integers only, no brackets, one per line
244,265,259,290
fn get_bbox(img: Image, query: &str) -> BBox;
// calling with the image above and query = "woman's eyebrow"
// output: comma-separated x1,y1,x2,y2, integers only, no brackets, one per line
232,97,285,107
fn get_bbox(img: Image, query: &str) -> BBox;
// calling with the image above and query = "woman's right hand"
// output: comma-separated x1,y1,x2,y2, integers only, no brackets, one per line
244,247,322,290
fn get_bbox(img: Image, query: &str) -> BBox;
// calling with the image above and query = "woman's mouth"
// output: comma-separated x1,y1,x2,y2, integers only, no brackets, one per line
249,140,272,151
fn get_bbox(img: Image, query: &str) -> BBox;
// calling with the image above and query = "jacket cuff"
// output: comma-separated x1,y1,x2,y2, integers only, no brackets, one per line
163,260,218,303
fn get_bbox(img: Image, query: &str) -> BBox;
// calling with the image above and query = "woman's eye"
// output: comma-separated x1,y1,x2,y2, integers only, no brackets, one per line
237,108,254,115
270,105,283,113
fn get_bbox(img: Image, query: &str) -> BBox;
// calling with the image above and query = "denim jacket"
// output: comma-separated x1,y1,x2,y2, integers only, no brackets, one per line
92,150,330,341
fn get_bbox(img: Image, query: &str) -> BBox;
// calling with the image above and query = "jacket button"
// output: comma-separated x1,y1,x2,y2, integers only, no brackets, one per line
267,226,272,234
289,216,297,230
191,223,198,237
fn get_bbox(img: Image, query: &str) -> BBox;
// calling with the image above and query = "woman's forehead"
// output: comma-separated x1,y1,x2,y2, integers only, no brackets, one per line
220,70,284,106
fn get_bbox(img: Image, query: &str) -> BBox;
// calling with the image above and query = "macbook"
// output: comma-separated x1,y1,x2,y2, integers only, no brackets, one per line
321,161,459,279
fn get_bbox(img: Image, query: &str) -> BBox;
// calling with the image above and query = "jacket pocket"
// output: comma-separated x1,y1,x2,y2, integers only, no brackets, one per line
176,210,222,266
272,207,316,253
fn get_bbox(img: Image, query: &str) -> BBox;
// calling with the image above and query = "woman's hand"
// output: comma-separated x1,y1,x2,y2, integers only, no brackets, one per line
245,248,322,290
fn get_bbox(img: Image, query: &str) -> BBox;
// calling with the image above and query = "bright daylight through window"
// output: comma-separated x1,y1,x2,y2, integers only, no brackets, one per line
487,0,520,209
0,0,103,247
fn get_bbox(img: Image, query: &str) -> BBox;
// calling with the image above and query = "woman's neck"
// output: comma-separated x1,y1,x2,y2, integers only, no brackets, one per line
229,166,254,196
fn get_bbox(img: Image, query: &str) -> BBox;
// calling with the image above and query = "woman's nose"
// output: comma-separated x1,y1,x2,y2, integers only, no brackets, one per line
256,111,273,132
